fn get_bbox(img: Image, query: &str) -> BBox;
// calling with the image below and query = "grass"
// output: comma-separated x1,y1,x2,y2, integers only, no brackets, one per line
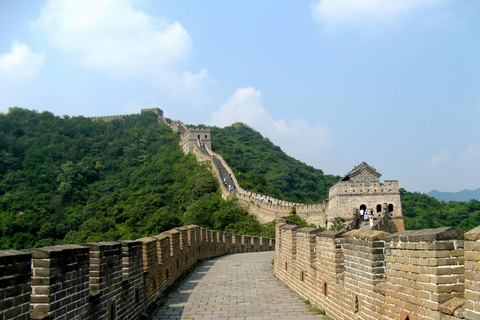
304,299,326,315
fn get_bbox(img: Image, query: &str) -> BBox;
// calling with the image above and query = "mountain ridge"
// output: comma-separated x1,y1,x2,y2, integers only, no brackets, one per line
427,188,480,202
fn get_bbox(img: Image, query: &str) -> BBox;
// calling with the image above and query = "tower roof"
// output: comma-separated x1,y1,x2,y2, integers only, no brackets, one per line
340,162,381,182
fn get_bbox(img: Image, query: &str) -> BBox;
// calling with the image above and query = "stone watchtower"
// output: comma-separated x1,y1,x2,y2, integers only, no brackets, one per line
327,162,405,232
180,127,212,154
141,107,163,117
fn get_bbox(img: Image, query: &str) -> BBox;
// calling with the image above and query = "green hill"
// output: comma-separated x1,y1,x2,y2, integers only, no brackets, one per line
1,108,479,250
0,108,270,249
400,189,480,231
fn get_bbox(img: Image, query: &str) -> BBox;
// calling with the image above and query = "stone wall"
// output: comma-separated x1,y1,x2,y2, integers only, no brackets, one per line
0,250,31,320
275,219,480,320
89,108,162,122
0,225,274,320
174,119,403,231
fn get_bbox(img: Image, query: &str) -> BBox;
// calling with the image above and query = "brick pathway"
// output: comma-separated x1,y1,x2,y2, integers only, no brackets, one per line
152,251,328,320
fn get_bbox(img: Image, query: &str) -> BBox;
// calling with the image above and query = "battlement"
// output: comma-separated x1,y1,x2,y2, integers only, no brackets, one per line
90,114,131,122
89,108,163,122
185,127,210,133
0,226,274,320
329,180,400,197
141,107,163,116
275,220,480,320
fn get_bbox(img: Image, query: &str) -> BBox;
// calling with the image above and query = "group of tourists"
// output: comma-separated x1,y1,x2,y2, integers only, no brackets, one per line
360,209,375,227
221,172,236,192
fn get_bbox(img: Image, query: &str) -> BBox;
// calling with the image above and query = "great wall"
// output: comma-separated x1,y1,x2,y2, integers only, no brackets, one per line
1,226,274,320
1,108,479,319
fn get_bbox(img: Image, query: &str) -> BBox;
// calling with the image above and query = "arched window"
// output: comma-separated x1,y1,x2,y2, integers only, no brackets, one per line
388,204,394,212
285,262,288,271
360,204,367,211
324,282,328,296
376,204,382,212
354,295,359,313
300,271,305,281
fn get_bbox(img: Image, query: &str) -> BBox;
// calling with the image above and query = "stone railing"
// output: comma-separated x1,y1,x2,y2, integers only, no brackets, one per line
0,226,274,320
275,219,480,320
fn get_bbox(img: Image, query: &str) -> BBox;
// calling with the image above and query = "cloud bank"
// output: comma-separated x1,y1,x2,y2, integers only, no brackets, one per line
209,87,335,167
0,41,44,84
33,0,210,102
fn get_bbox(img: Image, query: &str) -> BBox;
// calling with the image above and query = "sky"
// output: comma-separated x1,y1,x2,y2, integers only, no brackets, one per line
1,0,479,194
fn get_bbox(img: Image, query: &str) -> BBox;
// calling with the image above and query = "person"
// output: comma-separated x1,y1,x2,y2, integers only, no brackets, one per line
360,209,364,220
369,214,374,227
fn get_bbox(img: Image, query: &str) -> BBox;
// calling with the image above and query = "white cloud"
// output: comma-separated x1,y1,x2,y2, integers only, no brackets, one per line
0,41,44,83
419,146,480,192
424,147,450,168
457,145,480,165
209,87,335,165
33,0,210,100
34,0,190,75
311,0,447,29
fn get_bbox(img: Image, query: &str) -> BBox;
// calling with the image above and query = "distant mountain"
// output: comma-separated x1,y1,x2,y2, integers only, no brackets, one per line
427,188,480,202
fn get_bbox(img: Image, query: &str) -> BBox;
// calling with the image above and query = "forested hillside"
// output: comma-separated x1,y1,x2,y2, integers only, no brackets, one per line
0,108,271,250
2,108,479,250
401,189,480,231
211,123,340,203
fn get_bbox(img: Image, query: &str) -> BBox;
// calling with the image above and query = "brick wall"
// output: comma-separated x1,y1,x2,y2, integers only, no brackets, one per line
274,219,479,320
0,250,31,320
0,225,274,320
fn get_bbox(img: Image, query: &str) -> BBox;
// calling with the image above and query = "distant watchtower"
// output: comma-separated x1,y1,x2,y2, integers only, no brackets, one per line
180,127,212,154
141,108,163,117
327,162,405,232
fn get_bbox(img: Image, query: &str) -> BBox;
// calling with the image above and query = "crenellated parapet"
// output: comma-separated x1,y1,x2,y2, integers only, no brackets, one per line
274,220,478,320
328,180,399,198
0,226,274,320
90,114,131,122
89,108,163,122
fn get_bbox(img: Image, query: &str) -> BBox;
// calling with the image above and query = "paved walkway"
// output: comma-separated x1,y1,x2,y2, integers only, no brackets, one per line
152,251,328,320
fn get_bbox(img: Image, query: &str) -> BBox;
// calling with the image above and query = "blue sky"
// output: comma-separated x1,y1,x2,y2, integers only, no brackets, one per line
1,0,479,193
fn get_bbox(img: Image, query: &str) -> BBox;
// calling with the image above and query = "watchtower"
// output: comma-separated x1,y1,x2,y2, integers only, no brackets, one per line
141,108,163,117
327,162,404,232
180,127,212,154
